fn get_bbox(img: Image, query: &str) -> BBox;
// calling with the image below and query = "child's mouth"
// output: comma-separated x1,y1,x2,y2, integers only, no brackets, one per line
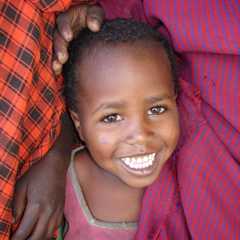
120,153,157,175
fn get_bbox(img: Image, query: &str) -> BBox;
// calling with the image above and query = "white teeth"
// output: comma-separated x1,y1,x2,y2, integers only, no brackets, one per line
125,158,130,165
121,153,156,170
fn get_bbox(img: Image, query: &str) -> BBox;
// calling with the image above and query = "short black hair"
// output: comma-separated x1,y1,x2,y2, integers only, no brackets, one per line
63,18,180,111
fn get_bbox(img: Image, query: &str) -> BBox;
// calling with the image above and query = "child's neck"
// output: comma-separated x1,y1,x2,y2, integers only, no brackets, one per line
75,150,145,223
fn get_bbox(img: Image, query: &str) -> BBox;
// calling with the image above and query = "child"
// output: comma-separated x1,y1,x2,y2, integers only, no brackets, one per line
62,18,180,239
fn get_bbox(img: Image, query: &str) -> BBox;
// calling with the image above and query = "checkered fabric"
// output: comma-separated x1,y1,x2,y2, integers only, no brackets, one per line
0,1,93,238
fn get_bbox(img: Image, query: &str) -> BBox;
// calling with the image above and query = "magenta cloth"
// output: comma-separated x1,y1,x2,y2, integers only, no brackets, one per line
96,1,240,239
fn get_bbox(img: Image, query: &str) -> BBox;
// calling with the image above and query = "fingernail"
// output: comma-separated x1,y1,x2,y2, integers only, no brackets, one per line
57,53,66,63
64,30,72,41
90,19,100,32
53,61,61,71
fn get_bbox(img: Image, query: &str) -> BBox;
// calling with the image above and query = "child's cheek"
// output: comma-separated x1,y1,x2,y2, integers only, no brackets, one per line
98,136,109,145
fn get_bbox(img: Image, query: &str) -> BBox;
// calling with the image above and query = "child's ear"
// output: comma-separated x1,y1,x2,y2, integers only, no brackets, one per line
69,110,85,141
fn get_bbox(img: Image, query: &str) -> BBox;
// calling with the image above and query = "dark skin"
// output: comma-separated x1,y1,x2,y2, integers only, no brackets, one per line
12,4,104,240
12,113,74,240
69,44,179,223
53,4,104,75
75,150,143,223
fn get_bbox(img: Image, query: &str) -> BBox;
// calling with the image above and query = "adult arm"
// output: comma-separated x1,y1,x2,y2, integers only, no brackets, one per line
12,113,74,240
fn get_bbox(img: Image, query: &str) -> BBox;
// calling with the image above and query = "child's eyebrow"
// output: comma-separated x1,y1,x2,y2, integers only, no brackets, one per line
93,101,126,114
145,94,176,103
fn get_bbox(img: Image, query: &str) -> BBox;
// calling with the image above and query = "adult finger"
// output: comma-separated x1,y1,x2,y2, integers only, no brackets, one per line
56,5,88,42
52,59,63,76
53,30,69,64
86,5,105,32
56,10,74,42
46,209,63,239
12,203,40,240
28,211,53,240
12,182,27,223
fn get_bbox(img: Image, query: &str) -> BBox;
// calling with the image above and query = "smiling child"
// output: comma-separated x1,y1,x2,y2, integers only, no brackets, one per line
62,18,180,239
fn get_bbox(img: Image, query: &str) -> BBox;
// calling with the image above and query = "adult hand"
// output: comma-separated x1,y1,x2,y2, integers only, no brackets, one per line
12,156,65,240
53,4,105,75
12,113,74,240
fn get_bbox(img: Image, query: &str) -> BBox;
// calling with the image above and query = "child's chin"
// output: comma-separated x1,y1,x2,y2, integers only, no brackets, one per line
124,175,159,189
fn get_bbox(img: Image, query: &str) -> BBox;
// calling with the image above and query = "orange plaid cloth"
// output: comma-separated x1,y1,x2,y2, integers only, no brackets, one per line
0,0,93,238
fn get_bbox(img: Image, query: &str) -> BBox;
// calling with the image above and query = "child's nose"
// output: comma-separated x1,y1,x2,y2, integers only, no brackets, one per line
126,118,154,146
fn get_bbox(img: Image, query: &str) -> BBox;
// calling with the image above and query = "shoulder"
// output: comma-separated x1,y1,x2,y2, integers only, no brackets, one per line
72,146,88,163
72,147,91,181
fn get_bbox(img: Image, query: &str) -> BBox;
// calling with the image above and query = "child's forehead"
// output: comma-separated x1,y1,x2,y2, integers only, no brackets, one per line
75,43,174,101
78,41,170,72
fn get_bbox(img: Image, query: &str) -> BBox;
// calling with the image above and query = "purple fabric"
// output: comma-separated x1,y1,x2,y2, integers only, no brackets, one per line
96,0,240,239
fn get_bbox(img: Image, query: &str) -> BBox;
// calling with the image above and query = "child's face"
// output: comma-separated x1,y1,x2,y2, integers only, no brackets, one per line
71,43,180,188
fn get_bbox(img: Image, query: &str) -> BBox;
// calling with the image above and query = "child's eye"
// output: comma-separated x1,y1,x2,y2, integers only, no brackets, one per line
148,105,166,115
102,114,122,123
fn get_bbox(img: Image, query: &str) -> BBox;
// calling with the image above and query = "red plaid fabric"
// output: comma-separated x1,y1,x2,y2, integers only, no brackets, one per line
0,0,93,238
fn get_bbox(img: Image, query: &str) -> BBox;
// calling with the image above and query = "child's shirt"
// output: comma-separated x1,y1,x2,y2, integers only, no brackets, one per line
64,147,137,239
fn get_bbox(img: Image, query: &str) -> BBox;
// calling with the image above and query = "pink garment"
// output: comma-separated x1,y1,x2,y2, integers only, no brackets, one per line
64,152,137,240
96,0,240,239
